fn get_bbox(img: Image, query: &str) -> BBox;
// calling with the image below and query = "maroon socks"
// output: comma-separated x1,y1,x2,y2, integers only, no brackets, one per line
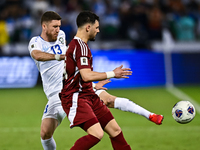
70,134,100,150
70,131,131,150
110,131,131,150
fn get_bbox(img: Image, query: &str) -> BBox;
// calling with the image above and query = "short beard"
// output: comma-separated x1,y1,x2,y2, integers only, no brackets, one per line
46,32,57,42
89,35,96,41
89,38,95,41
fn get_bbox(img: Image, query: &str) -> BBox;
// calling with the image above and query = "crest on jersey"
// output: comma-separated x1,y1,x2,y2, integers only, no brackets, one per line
59,37,64,44
80,57,88,65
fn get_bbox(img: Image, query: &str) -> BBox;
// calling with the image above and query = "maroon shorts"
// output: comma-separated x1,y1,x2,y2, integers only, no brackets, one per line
61,92,112,128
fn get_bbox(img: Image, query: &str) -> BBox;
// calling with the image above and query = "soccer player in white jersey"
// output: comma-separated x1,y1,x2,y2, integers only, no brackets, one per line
28,11,67,150
28,11,163,150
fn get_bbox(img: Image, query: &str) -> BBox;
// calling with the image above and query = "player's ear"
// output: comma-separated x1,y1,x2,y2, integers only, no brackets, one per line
42,23,46,30
42,22,48,31
86,24,91,32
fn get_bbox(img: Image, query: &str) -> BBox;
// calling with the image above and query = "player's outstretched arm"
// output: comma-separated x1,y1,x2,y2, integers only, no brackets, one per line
80,65,132,82
31,50,65,61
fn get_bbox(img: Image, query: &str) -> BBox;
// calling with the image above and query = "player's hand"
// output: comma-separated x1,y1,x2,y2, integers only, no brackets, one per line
60,54,66,60
113,65,132,78
95,79,111,90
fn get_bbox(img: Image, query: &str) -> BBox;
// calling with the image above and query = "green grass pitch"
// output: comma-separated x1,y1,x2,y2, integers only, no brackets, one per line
0,85,200,150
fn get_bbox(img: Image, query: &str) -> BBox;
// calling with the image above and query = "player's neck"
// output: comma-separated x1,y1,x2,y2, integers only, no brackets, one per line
75,30,88,43
40,31,49,42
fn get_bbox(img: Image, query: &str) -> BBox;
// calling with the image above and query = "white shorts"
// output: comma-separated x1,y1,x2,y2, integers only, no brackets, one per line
42,101,66,125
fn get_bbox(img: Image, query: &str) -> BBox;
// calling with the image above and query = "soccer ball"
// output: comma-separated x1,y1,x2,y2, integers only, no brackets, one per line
172,100,195,124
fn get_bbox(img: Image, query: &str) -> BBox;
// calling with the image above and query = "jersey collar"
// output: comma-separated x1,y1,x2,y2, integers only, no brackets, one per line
74,36,82,40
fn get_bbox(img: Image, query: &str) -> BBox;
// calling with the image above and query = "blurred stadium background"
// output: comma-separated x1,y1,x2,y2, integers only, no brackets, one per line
0,0,200,149
1,0,200,88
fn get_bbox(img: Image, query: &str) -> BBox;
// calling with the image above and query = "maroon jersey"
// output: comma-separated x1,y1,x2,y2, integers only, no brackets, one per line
61,37,95,98
59,37,113,129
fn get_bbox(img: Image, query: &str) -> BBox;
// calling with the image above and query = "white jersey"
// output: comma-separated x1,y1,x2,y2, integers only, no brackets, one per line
28,30,67,104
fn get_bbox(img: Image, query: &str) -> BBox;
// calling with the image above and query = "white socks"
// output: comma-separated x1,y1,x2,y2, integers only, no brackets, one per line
41,137,56,150
114,97,151,119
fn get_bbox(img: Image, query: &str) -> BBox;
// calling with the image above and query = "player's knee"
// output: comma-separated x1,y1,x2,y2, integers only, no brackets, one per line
91,130,104,140
40,129,53,140
105,97,115,108
97,130,104,139
113,125,122,136
107,121,122,137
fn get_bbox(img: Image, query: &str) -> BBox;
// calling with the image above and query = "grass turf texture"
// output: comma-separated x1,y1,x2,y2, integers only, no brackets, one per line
0,85,200,150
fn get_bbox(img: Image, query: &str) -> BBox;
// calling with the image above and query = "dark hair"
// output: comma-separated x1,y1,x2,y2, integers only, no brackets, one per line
76,11,99,28
41,11,61,25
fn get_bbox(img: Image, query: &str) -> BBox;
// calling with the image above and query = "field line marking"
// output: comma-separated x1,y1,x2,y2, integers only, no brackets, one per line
0,127,39,132
166,86,200,114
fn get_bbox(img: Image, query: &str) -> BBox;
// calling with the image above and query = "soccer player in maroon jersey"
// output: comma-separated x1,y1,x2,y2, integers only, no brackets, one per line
60,11,132,150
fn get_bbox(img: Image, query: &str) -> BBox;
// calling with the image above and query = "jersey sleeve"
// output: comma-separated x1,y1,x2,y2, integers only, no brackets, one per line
28,37,42,54
75,40,91,70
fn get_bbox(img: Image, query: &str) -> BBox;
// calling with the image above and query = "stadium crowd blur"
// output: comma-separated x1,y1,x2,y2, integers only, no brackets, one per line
0,0,200,55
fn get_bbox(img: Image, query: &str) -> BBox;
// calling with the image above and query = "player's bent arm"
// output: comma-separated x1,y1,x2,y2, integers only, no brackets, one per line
31,50,65,61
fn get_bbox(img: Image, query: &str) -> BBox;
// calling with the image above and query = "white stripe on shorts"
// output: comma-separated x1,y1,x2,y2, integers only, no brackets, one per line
68,92,79,127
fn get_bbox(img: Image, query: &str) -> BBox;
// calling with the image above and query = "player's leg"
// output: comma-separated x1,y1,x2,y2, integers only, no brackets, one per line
97,112,131,150
98,90,151,118
40,118,58,150
96,90,116,108
105,119,131,150
69,93,132,150
41,102,66,150
97,90,163,125
94,99,131,150
70,119,103,150
62,94,104,150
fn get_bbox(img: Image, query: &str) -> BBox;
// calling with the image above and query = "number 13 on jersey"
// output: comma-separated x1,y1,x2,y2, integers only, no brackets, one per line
51,44,62,54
